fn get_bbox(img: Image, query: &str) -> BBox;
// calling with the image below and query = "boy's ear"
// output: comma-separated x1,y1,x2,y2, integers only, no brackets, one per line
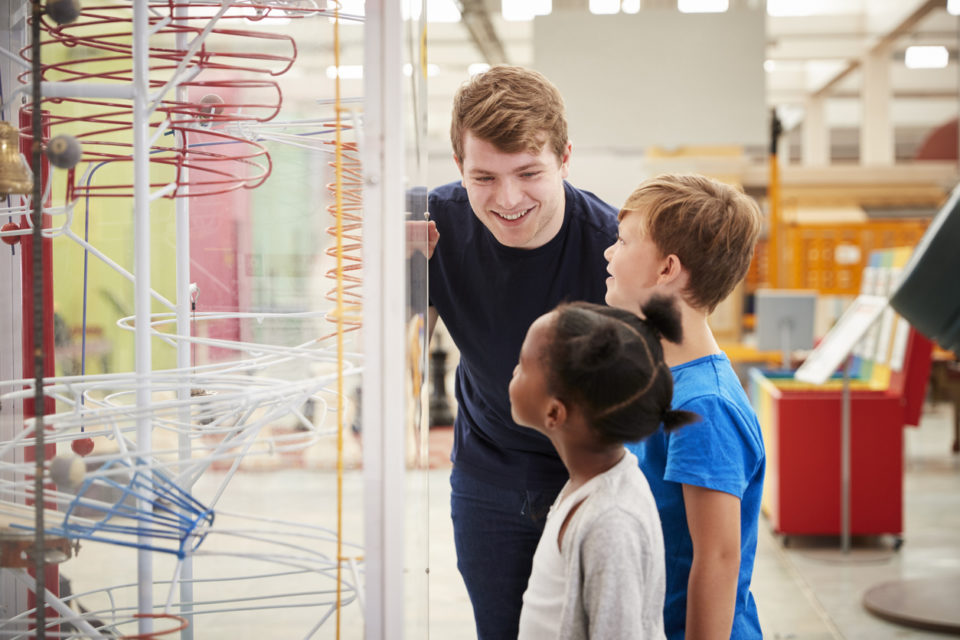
658,253,684,286
543,398,568,431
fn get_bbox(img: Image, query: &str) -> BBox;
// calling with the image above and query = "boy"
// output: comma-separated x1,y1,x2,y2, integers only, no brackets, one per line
604,173,765,639
427,65,618,639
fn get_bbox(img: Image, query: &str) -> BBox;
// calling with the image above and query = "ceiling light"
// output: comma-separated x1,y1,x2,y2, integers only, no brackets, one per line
766,0,815,16
678,0,728,13
904,45,949,69
403,63,440,77
622,0,641,13
764,59,776,72
329,0,363,19
502,0,551,21
326,65,364,80
468,63,491,76
427,0,461,23
678,0,728,12
766,0,808,16
589,0,619,14
949,0,960,15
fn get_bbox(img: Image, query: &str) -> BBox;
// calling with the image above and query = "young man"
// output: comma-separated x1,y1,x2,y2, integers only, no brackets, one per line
427,65,618,639
604,173,765,639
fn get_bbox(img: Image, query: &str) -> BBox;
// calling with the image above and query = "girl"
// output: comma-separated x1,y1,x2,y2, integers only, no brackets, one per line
510,297,697,640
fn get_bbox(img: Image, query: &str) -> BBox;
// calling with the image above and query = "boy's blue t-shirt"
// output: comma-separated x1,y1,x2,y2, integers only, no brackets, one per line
428,180,618,491
627,353,765,640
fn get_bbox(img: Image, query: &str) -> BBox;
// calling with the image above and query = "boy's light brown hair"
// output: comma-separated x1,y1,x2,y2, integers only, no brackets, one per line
620,174,762,313
450,65,567,166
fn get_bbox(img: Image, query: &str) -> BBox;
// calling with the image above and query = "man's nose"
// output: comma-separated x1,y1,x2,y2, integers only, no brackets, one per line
495,179,522,210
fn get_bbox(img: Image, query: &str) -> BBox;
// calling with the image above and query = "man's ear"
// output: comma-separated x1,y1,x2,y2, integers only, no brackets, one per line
454,153,463,176
544,398,568,431
559,141,572,179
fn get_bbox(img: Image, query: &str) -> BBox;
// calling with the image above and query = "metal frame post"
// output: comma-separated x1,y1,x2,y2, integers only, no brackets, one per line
362,0,406,637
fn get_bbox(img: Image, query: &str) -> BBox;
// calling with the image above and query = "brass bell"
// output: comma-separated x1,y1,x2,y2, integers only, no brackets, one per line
0,121,33,199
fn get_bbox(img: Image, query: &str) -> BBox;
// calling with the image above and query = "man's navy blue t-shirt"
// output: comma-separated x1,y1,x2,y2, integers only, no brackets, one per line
428,180,618,491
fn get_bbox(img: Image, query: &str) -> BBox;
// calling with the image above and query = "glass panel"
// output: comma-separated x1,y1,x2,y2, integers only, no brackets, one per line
402,1,431,636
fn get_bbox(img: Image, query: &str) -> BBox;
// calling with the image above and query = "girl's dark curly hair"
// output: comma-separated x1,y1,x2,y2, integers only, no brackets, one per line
542,296,699,446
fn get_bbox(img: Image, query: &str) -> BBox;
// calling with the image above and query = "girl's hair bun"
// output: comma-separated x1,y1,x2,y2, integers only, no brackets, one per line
662,409,700,432
640,295,683,345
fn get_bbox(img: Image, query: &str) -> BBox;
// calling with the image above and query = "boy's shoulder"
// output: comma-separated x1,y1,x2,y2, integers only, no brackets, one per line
671,353,729,398
670,353,756,423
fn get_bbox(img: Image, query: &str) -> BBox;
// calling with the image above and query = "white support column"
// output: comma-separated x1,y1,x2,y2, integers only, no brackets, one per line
0,1,28,626
132,0,154,635
802,96,830,166
173,5,194,638
362,0,406,638
861,45,894,166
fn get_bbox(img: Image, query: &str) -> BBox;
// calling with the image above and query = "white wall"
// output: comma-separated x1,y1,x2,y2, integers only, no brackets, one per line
533,10,767,151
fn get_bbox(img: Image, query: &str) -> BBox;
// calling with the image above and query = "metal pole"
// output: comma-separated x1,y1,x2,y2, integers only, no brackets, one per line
173,4,194,636
132,0,154,633
780,320,791,371
362,0,405,636
841,356,852,554
768,108,783,288
29,0,46,635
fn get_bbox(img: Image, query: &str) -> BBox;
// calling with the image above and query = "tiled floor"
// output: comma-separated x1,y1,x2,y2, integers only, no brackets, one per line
51,400,960,638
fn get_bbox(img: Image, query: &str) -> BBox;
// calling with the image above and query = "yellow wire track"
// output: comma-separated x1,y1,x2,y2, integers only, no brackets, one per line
333,4,345,639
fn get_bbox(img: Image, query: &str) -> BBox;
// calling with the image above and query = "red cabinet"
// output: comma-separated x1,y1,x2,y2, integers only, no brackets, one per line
750,327,932,537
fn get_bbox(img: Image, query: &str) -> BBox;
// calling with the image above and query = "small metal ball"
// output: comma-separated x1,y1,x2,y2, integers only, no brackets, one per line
199,94,225,119
71,437,95,457
46,134,82,169
45,0,82,25
1,222,20,246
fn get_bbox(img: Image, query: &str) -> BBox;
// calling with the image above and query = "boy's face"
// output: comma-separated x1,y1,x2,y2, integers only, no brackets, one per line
509,313,554,432
604,212,667,313
457,132,570,250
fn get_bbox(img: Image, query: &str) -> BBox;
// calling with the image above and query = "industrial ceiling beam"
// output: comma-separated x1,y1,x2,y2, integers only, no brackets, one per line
456,0,508,64
813,0,945,98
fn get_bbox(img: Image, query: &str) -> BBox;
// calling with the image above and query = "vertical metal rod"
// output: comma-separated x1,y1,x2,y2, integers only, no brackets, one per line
333,4,345,637
362,0,406,636
780,320,791,371
841,356,852,554
132,0,154,634
767,111,782,288
29,0,47,636
173,4,194,636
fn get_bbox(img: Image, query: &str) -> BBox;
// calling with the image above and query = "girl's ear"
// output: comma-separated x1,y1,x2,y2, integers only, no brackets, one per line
543,398,567,431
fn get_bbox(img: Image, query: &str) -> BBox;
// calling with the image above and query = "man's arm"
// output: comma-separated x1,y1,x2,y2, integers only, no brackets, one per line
682,483,741,640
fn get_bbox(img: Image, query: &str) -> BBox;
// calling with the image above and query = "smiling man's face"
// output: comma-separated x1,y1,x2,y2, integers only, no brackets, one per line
457,132,570,249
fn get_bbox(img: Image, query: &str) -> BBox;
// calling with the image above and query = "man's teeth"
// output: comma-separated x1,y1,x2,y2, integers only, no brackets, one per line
499,208,528,221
